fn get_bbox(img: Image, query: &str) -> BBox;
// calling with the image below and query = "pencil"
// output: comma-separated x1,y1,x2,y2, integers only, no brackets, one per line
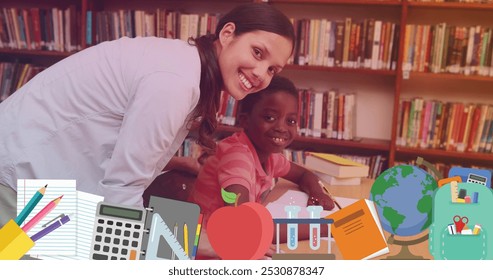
183,223,189,256
22,195,63,233
15,184,47,225
191,214,203,259
318,180,342,210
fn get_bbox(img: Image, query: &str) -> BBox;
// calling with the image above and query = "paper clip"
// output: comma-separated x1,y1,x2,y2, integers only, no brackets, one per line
41,214,65,227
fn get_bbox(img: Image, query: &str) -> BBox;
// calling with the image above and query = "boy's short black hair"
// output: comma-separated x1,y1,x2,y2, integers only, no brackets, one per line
239,75,298,114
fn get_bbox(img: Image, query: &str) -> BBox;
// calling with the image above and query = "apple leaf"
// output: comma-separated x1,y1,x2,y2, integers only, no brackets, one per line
221,188,237,204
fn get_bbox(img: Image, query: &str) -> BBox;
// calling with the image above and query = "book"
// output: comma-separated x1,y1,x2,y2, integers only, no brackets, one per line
304,152,370,178
313,170,362,186
326,198,389,260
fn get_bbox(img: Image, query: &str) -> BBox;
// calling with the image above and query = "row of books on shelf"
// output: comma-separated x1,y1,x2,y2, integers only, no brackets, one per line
0,62,46,102
216,86,358,141
396,97,493,153
292,17,400,71
298,89,357,140
0,7,81,52
403,23,493,77
86,9,219,46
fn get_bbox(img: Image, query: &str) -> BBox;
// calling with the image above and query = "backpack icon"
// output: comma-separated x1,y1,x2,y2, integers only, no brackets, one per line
429,180,493,260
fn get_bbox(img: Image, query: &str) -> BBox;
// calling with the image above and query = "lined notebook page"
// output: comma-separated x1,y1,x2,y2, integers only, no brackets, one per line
17,179,76,255
35,191,104,260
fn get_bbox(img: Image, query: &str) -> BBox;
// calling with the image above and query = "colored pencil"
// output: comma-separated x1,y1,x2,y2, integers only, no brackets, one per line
183,223,189,256
15,184,47,225
191,214,203,259
22,195,63,233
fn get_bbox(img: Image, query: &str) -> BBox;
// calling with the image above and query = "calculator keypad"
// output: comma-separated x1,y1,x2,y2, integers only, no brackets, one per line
90,217,144,260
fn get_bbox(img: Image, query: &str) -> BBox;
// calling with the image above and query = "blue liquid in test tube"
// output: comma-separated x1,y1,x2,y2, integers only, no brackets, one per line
284,205,301,250
307,205,323,250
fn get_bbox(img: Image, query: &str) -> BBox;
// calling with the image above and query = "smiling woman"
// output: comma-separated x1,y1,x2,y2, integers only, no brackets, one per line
0,3,295,228
215,27,293,100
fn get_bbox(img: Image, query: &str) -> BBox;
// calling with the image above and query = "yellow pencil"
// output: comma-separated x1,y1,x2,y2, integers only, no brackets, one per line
318,180,342,210
183,223,189,256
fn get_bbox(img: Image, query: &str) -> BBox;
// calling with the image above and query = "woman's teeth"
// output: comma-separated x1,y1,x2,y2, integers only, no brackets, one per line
239,73,252,89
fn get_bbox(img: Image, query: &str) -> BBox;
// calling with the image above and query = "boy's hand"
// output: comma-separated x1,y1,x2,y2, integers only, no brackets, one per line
307,191,335,211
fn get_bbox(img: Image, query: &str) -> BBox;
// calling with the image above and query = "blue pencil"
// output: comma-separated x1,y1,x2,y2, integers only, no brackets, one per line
15,184,47,225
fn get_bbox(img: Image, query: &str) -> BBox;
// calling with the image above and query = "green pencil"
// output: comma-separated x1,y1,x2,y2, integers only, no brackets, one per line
15,184,47,225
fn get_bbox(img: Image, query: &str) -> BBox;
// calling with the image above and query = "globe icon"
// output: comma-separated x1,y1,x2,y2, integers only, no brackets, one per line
370,164,438,259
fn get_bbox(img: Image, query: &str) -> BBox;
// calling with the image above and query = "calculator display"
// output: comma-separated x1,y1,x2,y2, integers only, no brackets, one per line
99,204,143,221
469,174,487,183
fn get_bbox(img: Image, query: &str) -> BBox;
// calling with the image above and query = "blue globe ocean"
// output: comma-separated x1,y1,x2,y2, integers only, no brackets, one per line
370,165,438,237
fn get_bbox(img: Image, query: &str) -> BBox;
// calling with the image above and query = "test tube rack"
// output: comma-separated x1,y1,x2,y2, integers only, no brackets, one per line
272,218,335,260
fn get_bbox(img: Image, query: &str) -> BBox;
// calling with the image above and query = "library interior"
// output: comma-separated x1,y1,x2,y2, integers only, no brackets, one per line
1,0,492,261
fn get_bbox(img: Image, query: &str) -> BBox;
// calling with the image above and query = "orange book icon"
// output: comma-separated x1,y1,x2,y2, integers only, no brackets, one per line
326,199,389,260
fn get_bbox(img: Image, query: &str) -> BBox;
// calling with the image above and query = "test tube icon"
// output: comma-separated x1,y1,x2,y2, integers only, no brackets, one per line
284,205,301,250
307,205,323,250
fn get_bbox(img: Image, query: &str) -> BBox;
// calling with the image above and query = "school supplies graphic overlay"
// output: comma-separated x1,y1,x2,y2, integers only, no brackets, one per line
15,184,47,225
22,195,63,233
90,196,200,260
31,214,71,242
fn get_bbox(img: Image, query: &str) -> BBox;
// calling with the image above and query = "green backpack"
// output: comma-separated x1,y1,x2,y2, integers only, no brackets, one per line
429,181,493,260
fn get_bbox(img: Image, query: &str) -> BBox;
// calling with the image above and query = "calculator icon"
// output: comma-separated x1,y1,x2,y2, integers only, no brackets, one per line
89,202,146,260
467,173,488,186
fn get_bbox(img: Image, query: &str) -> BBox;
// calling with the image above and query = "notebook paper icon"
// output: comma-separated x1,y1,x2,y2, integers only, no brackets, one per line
16,179,76,256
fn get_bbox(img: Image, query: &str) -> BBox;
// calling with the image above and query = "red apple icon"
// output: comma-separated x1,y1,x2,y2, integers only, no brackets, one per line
207,190,274,260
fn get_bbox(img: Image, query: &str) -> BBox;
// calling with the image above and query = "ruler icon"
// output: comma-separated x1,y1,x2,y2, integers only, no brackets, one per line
145,212,190,260
450,181,459,203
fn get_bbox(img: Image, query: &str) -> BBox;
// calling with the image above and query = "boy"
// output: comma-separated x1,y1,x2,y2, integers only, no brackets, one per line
189,75,334,259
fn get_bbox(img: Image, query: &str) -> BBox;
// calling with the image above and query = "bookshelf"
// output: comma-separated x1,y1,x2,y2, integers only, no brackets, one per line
398,0,493,171
1,0,492,177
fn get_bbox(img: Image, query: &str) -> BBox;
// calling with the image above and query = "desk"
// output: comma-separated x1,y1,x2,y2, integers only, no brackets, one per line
267,178,434,260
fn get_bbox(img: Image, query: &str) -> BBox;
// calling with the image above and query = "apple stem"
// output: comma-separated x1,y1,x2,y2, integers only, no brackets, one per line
235,193,241,207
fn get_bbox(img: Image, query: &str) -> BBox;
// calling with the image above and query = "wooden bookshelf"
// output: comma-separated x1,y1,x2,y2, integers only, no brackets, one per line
1,0,492,176
396,146,493,167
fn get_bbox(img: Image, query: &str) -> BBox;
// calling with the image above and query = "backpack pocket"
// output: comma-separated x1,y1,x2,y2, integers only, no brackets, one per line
440,227,487,260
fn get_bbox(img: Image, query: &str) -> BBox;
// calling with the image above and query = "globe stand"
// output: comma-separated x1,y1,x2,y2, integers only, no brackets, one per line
384,233,429,260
